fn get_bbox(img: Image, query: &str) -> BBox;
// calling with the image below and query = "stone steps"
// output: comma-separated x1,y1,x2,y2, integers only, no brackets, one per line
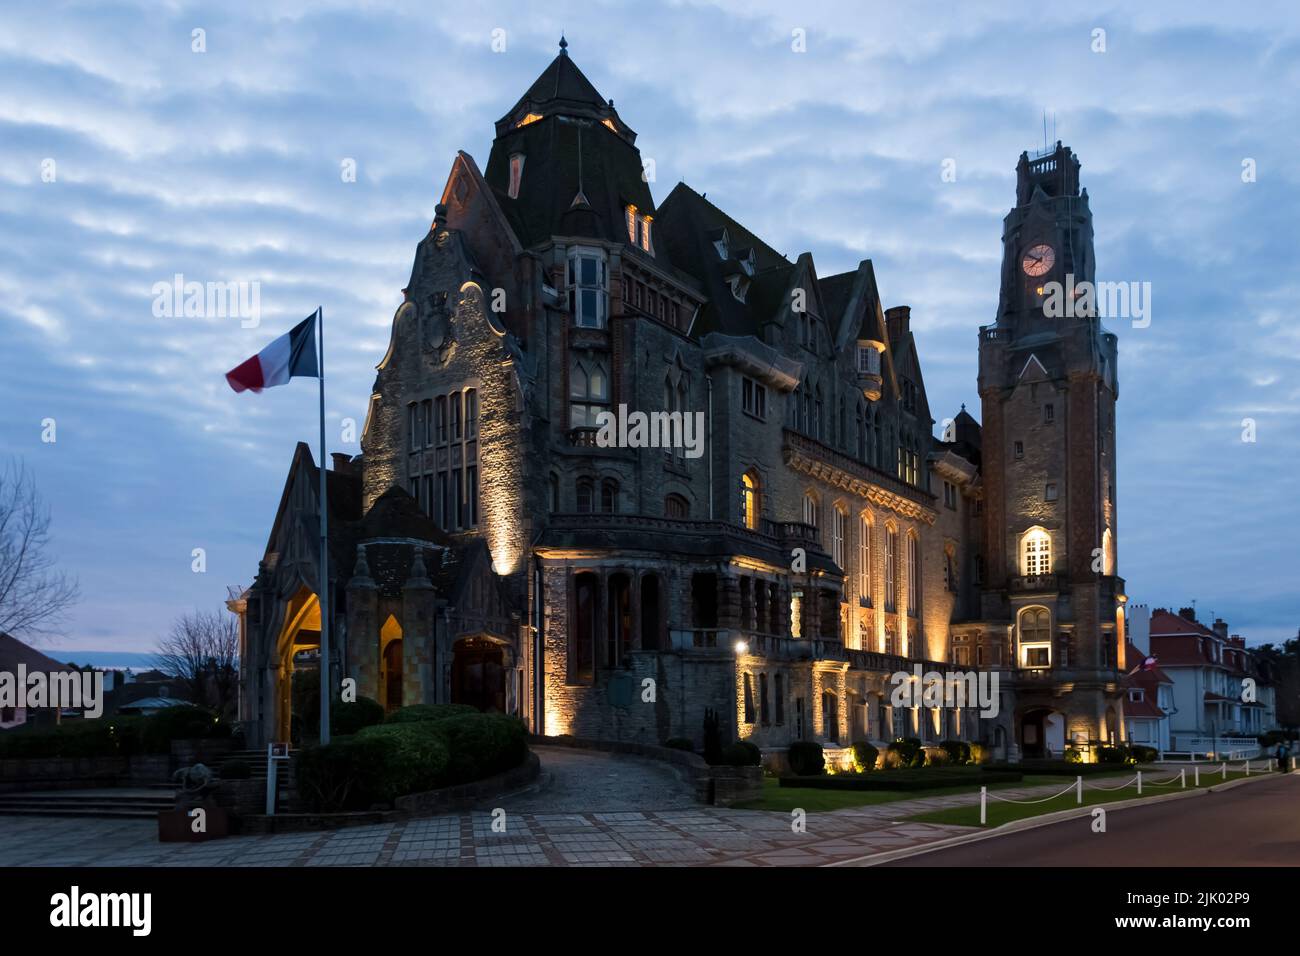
0,790,178,820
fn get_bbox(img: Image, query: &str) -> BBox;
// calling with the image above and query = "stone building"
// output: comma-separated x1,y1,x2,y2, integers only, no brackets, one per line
234,41,1128,764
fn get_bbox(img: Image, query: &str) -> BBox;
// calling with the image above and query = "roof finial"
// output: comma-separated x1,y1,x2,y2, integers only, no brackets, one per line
559,35,568,56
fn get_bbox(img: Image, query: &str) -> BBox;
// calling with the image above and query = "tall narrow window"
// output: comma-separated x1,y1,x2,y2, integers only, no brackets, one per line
740,470,761,530
449,391,462,441
465,389,478,439
907,533,919,617
885,528,898,612
600,479,618,514
567,248,608,328
507,153,525,199
759,673,770,725
576,478,594,514
802,494,819,536
775,673,785,725
832,507,846,569
858,514,871,602
1019,607,1052,669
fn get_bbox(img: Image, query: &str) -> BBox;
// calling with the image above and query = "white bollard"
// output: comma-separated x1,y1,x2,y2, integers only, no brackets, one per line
1137,770,1142,795
1245,761,1250,777
1076,775,1083,805
1194,765,1200,787
980,786,987,826
1180,768,1186,789
1222,761,1227,780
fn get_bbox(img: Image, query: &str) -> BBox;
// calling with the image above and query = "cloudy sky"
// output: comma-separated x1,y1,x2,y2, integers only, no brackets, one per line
3,0,1298,654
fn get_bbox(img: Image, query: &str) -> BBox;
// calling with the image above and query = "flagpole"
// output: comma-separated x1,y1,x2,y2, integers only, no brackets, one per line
317,306,331,746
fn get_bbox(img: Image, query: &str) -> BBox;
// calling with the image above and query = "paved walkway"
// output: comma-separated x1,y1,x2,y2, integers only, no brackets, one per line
0,748,1110,867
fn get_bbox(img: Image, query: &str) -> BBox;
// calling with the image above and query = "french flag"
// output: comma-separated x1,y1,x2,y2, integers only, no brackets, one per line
225,311,320,393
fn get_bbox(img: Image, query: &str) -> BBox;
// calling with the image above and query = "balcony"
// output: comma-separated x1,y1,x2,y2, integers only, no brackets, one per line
1010,573,1066,594
567,426,600,447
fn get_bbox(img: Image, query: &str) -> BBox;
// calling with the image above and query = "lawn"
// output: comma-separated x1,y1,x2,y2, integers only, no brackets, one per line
734,769,1132,813
905,769,1261,828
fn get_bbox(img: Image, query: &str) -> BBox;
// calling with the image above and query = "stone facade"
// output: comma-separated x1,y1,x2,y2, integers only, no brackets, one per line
235,44,1125,764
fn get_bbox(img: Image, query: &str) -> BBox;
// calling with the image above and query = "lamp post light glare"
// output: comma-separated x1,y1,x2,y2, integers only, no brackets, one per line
734,640,749,655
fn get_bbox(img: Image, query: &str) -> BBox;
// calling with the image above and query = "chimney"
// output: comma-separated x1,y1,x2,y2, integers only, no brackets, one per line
1212,618,1229,639
1178,606,1196,622
885,305,910,343
331,453,354,476
1127,603,1151,657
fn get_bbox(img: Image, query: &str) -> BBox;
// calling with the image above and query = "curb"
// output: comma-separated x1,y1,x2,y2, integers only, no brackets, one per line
825,770,1292,867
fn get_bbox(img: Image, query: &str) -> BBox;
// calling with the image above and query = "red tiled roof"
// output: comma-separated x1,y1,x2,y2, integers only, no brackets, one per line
1125,698,1165,719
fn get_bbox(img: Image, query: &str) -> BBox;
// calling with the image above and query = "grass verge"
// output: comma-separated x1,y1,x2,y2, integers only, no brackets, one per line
905,769,1264,828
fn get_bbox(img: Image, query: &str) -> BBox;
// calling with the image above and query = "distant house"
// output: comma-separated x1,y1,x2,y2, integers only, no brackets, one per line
1126,604,1278,756
1121,641,1174,752
105,668,188,716
0,632,79,731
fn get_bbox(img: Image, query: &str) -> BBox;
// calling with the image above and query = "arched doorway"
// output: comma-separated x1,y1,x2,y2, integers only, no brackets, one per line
379,615,403,714
1020,708,1049,758
640,574,662,651
275,586,321,743
452,637,505,712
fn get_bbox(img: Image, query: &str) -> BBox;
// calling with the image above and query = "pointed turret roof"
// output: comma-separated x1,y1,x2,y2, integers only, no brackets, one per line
494,38,634,142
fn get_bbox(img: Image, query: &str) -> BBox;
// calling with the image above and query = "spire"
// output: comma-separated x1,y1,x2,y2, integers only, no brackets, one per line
559,35,568,57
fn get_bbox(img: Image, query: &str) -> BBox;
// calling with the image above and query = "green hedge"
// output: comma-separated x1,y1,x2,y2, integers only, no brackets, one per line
939,739,972,766
295,711,529,812
781,768,1024,791
886,737,926,768
851,741,879,772
0,705,230,759
331,697,385,736
385,703,478,725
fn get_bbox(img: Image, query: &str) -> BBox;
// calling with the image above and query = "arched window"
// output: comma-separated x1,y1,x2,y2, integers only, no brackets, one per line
740,469,762,530
665,493,689,519
1101,527,1114,575
831,506,847,568
1022,528,1052,577
1018,607,1052,668
600,479,618,514
576,478,594,513
858,513,872,603
570,359,609,428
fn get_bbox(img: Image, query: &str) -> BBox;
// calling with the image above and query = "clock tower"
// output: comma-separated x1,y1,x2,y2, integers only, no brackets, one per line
978,141,1126,760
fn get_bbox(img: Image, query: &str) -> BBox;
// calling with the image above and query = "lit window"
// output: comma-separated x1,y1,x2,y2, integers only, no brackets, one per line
858,515,871,603
907,533,919,617
802,493,819,533
1022,528,1052,576
740,470,761,530
832,507,846,568
508,153,525,199
515,112,543,128
1019,607,1052,668
885,528,898,612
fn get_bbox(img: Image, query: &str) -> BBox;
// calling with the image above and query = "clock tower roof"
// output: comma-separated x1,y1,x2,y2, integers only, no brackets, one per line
1016,141,1081,206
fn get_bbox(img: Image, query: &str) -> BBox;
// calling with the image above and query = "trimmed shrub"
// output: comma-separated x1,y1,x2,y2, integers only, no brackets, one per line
1130,745,1159,763
219,758,251,780
358,721,451,795
331,697,385,736
1064,747,1084,764
1097,745,1136,766
926,747,951,767
722,740,762,767
663,737,694,752
968,743,988,765
295,733,399,812
436,713,529,786
939,739,971,766
887,737,925,769
385,703,478,724
851,741,879,773
787,740,825,776
141,705,229,753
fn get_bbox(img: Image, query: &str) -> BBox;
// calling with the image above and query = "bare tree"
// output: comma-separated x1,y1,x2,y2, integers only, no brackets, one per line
155,609,240,716
0,459,79,640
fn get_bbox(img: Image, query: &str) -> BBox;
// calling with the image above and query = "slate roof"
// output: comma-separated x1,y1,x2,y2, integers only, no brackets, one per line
0,632,75,673
485,45,652,249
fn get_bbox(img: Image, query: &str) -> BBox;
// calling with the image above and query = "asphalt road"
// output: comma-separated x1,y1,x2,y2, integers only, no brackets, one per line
886,773,1300,866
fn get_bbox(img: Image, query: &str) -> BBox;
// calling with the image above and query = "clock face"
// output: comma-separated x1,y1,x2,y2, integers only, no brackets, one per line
1022,243,1055,277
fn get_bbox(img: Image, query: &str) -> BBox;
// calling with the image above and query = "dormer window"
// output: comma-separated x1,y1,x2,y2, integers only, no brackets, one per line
740,249,756,276
729,275,749,303
508,153,525,200
713,228,729,260
624,206,654,254
516,112,543,128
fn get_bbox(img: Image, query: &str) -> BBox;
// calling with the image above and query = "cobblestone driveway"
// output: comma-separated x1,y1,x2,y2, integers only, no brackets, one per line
0,747,1019,867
